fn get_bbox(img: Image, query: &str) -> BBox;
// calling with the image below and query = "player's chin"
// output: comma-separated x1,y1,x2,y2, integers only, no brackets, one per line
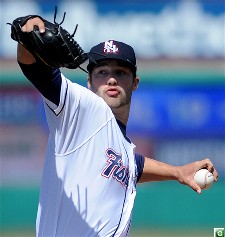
104,97,123,108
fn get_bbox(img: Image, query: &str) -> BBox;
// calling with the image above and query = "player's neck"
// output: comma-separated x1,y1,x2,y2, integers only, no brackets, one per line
111,105,130,126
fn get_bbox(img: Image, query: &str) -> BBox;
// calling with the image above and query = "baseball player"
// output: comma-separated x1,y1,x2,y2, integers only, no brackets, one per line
12,16,218,237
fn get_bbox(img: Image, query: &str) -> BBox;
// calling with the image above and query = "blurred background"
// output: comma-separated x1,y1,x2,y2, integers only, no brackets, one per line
0,0,224,236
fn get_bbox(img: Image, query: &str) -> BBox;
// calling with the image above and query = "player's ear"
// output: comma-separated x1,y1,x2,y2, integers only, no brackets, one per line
132,76,139,91
87,75,91,90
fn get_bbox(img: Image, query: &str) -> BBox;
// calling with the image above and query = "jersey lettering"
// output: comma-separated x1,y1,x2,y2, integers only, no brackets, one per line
101,148,129,187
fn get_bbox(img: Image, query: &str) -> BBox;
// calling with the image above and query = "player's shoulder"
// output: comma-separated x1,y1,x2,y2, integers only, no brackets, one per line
61,74,89,94
64,75,107,106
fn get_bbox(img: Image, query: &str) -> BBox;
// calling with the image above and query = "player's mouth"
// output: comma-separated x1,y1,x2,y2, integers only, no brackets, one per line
106,88,120,97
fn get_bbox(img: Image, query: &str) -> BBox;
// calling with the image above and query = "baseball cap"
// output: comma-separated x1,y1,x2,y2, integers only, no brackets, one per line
87,40,137,75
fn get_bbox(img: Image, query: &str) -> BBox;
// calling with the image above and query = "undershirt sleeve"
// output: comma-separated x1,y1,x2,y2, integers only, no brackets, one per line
135,153,144,182
18,61,61,106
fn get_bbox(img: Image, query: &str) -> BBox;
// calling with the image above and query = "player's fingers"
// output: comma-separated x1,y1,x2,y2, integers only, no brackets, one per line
203,158,219,181
197,158,219,182
197,158,213,172
22,17,45,33
190,180,202,194
212,166,219,182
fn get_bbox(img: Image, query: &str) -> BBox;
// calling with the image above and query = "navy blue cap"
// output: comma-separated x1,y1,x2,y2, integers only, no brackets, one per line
87,40,137,74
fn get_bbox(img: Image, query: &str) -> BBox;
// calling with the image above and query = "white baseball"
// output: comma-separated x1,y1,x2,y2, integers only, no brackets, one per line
194,169,214,190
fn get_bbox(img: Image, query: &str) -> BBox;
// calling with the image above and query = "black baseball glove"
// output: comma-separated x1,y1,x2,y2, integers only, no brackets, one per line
8,9,88,69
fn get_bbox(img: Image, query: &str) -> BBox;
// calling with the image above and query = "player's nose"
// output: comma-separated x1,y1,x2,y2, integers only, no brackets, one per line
107,77,118,86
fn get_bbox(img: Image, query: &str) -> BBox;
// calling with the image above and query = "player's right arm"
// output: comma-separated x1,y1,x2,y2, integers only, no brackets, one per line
139,157,218,194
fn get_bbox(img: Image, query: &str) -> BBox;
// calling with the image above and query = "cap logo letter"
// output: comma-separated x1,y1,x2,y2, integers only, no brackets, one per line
104,40,119,54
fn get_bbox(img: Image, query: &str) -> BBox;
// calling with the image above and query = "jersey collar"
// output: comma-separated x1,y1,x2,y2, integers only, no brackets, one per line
116,119,131,143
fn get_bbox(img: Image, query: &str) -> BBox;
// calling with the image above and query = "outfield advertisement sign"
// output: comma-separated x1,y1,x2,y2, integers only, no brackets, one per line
1,0,224,58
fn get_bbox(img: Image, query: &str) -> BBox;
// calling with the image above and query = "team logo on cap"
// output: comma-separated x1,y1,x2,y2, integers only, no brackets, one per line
104,40,119,54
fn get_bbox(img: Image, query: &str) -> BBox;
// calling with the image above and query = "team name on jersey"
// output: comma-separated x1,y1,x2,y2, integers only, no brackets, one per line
101,148,129,187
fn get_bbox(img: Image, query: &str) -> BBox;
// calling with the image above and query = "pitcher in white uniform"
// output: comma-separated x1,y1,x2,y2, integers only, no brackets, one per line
15,16,218,237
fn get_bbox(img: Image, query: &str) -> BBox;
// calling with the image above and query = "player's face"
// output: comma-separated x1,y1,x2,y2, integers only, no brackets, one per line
88,60,139,109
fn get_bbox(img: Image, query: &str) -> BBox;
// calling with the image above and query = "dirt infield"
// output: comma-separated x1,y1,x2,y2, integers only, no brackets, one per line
131,229,213,237
0,229,213,237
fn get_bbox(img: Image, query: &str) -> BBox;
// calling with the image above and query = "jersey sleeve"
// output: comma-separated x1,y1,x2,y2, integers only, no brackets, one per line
135,153,144,182
18,61,61,106
45,76,115,156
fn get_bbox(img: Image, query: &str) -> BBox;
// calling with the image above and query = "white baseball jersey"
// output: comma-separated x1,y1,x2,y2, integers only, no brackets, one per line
36,73,138,237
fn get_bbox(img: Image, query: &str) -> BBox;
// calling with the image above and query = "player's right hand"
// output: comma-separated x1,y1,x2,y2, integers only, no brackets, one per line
176,158,218,194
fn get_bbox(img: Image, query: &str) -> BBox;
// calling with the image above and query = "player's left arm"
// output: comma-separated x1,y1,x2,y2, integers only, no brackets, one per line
139,157,218,194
